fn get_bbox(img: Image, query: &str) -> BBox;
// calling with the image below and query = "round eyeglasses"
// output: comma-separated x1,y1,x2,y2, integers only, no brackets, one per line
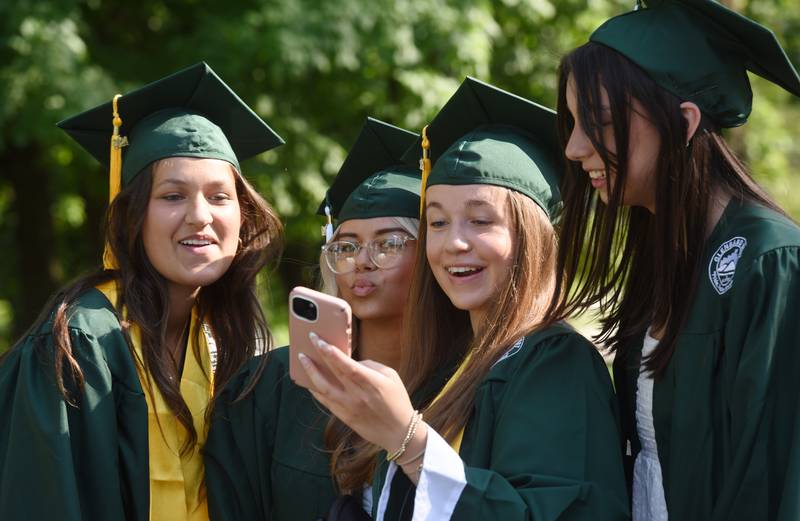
322,235,416,274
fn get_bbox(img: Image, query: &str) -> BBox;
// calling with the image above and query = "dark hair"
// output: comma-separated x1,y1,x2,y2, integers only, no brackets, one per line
11,160,283,451
552,42,784,376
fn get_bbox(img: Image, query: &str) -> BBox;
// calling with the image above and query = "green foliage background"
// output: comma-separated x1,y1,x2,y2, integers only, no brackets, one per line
1,0,799,351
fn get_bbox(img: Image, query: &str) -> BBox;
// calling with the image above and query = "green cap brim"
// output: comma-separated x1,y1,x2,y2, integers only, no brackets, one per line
404,77,562,219
318,117,420,224
337,170,421,224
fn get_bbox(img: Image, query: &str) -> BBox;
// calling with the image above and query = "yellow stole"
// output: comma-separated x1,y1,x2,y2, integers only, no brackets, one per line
427,349,475,453
97,281,213,521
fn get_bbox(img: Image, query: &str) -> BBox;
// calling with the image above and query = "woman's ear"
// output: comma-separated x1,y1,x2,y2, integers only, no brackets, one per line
680,101,702,145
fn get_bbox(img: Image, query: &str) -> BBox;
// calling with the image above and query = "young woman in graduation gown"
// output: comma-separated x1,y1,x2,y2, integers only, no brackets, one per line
0,62,284,521
204,118,423,520
553,1,800,520
296,77,630,521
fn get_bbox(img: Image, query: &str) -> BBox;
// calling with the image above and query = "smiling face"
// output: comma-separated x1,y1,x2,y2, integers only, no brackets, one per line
425,184,516,329
332,217,418,321
142,157,242,296
564,76,661,212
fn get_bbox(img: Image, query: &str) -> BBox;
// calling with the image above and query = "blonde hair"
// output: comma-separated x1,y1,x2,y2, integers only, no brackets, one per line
319,215,420,493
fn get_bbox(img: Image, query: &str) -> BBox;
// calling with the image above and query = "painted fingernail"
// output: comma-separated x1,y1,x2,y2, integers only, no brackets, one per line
298,353,311,366
316,339,332,353
308,332,319,344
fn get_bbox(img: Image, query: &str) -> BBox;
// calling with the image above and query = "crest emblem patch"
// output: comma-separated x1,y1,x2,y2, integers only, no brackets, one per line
492,337,525,368
708,236,747,295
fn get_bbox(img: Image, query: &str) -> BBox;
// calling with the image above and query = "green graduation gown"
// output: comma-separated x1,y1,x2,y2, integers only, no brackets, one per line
0,288,150,521
613,200,800,521
373,323,630,521
204,346,339,521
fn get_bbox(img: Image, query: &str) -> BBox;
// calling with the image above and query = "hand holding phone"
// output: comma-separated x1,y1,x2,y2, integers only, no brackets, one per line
288,286,352,388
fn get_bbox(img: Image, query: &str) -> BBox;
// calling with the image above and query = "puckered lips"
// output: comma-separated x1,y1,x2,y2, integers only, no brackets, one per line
351,277,377,297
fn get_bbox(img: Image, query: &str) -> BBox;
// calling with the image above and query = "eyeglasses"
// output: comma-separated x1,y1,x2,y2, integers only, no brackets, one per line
322,235,416,274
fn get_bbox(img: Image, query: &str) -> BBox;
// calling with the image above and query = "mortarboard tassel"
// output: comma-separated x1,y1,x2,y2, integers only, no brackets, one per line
103,94,128,270
322,200,334,243
418,125,431,217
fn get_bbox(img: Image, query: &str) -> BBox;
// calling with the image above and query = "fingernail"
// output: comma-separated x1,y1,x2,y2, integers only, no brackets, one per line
298,353,310,366
308,332,319,343
316,339,332,353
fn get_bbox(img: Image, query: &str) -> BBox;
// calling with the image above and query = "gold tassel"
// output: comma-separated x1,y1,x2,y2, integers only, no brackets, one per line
103,94,128,270
418,125,431,218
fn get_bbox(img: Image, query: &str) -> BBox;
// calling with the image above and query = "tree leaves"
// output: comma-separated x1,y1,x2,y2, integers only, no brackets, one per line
1,0,798,349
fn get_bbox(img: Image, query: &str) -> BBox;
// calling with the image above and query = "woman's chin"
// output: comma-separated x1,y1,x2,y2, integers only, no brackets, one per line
165,269,227,292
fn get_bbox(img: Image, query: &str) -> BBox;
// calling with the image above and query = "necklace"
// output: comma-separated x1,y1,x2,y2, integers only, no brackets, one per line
167,319,191,382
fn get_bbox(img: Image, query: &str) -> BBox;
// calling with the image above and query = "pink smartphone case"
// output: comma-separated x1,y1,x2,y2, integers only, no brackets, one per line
288,286,353,388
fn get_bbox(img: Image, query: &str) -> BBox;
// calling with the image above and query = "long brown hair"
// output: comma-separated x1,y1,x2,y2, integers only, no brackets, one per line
11,160,283,451
402,189,558,445
552,42,783,376
320,217,420,493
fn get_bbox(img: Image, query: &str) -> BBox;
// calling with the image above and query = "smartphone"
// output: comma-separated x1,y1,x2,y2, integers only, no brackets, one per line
288,286,353,388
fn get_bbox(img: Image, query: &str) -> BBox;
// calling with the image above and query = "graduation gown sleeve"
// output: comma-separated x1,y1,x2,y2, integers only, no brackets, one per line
376,328,630,521
205,346,338,521
0,289,149,521
711,246,800,521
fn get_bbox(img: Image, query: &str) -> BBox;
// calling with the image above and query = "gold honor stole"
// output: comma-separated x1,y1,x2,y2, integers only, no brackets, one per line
427,349,475,454
97,281,214,521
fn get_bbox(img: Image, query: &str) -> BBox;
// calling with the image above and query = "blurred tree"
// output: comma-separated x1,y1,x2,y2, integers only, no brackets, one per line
0,0,114,345
1,0,798,350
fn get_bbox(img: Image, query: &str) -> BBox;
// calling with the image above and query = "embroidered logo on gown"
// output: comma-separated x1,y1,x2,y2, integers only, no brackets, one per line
708,236,747,295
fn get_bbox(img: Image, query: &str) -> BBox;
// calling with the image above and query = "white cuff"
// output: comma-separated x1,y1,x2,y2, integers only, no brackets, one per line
376,426,467,520
414,427,467,520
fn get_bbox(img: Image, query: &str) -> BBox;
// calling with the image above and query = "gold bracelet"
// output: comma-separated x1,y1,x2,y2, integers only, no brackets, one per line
386,411,423,462
396,446,426,467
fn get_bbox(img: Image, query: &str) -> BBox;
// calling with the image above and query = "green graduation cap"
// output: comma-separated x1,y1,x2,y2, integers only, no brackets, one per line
590,0,800,128
58,61,284,186
57,61,284,268
318,117,420,239
404,77,561,220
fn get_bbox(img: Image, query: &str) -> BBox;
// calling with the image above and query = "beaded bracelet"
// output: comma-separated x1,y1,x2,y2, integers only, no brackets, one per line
387,410,423,462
